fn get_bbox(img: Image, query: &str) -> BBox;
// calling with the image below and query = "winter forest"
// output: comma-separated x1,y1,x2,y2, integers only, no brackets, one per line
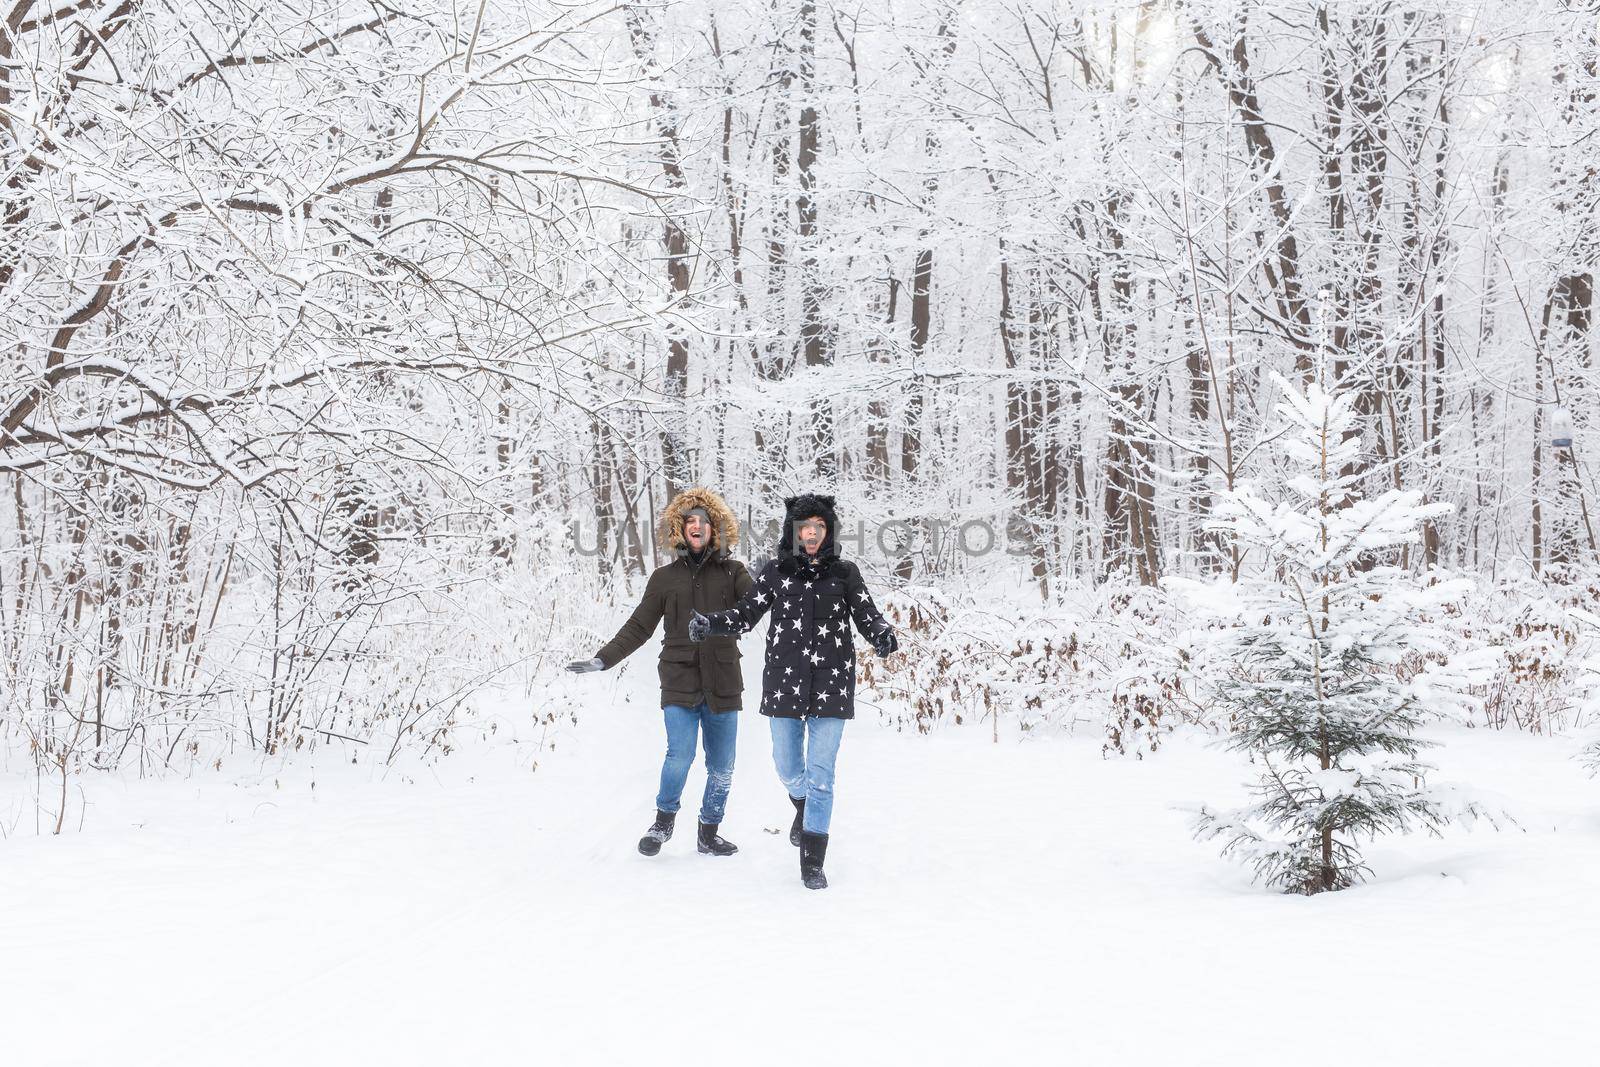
4,1,1599,1062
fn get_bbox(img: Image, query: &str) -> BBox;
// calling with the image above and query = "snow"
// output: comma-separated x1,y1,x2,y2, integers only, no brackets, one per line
3,667,1596,1066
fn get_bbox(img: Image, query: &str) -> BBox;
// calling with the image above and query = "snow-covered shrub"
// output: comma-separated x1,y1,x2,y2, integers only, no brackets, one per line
229,505,591,769
1560,605,1600,774
1098,587,1209,758
1435,575,1600,734
1175,372,1499,895
856,581,1208,755
0,482,583,795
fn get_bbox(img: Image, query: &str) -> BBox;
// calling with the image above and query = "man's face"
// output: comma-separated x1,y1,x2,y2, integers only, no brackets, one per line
796,517,827,555
684,513,711,551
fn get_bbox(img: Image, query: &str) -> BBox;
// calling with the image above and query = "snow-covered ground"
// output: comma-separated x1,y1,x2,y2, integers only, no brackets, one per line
3,667,1597,1066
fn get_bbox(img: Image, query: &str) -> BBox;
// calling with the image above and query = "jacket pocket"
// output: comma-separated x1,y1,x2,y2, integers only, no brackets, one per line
658,646,698,692
710,646,742,697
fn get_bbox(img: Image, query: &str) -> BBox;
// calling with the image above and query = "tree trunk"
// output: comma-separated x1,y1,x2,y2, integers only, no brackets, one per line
796,1,834,479
1000,248,1045,586
627,5,693,497
1194,15,1314,377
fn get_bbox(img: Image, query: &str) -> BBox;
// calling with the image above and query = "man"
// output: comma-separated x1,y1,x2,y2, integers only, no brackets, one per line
566,487,752,857
689,493,897,889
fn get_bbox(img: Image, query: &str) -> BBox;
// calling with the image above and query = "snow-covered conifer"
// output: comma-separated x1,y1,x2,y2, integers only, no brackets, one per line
1176,370,1499,894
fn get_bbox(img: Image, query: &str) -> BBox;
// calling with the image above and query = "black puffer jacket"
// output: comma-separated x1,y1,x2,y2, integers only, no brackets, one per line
702,495,894,719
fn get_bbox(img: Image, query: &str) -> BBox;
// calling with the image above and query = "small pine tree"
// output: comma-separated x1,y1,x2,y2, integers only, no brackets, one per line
1176,370,1497,895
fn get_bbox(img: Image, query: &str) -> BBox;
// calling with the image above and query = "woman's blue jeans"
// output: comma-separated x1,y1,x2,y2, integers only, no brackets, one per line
656,702,738,825
769,715,846,834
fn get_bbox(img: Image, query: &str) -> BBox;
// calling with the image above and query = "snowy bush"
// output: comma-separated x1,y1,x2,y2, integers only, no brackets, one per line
1175,372,1500,895
0,484,583,804
857,581,1208,756
1437,576,1600,734
1562,606,1600,775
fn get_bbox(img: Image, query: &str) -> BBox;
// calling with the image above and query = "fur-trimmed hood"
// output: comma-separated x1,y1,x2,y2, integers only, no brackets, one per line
657,487,740,557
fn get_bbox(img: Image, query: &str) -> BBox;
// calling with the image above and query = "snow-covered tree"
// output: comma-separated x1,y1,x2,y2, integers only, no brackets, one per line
0,1,661,779
1176,370,1498,894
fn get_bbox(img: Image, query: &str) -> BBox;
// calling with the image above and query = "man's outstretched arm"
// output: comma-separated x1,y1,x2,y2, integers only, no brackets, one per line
570,573,665,671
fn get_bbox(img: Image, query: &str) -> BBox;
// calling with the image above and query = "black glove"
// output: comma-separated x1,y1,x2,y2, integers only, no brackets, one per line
565,657,605,673
688,610,711,643
871,627,898,657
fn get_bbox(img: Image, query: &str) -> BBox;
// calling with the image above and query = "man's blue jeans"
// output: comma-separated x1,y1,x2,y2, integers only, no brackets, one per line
656,702,738,825
769,715,846,834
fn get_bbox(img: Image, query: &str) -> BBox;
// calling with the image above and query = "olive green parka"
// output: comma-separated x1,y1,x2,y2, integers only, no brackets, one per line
594,488,753,712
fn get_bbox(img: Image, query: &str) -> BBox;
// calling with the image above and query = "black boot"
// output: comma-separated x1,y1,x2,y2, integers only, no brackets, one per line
788,795,805,847
638,809,676,856
697,822,739,856
799,830,829,890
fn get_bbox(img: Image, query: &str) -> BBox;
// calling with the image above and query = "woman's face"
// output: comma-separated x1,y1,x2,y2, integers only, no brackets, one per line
796,517,827,555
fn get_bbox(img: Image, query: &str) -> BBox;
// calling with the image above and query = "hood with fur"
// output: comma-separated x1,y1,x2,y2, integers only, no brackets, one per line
657,487,740,557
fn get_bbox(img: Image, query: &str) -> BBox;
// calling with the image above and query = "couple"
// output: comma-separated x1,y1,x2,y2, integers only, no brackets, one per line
566,487,897,890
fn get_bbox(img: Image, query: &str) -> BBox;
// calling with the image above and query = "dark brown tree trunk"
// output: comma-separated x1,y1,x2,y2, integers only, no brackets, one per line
627,5,692,497
895,13,957,582
905,249,931,485
756,16,797,501
1194,16,1314,376
866,272,898,486
1000,249,1046,586
796,1,833,480
590,418,619,583
1101,195,1161,587
1346,14,1392,489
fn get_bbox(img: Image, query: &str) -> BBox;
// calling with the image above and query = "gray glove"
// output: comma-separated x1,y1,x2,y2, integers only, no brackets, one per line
688,610,711,643
565,657,605,673
871,628,898,657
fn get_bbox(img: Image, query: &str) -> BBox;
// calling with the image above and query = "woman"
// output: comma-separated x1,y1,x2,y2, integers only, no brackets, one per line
689,493,897,889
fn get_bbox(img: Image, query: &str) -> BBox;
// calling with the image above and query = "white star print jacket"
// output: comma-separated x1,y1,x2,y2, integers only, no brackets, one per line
701,550,894,719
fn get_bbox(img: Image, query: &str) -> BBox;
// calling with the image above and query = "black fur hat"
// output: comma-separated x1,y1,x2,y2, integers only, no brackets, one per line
778,493,840,560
